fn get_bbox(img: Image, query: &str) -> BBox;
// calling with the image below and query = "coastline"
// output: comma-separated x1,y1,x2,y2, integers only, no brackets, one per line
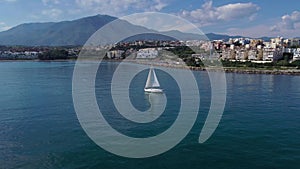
123,59,300,76
1,59,300,75
222,67,300,75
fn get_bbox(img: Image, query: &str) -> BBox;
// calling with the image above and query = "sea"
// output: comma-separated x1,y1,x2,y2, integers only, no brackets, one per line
0,61,299,169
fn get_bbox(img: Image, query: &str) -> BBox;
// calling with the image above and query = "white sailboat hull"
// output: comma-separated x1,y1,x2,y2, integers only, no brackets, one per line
144,88,163,93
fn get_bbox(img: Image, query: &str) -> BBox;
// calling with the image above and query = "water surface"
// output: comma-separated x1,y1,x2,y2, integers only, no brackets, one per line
0,61,299,169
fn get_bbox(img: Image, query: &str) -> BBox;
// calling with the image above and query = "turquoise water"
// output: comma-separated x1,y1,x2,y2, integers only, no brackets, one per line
0,61,299,169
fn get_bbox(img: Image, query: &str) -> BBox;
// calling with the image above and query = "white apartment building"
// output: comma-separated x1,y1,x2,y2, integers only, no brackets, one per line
136,48,158,59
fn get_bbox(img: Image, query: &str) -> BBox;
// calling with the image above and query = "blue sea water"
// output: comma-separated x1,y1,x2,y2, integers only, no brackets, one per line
0,61,299,169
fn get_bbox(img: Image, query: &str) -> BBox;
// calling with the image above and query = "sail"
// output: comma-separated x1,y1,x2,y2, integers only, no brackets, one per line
152,69,160,87
144,67,160,88
145,67,153,88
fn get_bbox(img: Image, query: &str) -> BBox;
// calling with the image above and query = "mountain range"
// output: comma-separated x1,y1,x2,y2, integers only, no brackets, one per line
0,14,271,46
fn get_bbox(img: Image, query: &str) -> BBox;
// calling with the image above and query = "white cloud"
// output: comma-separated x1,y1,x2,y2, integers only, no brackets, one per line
225,25,271,38
42,8,63,19
0,22,11,31
226,10,300,38
42,0,60,5
180,0,260,26
270,25,279,32
225,24,300,38
122,13,201,34
0,26,12,31
271,11,300,31
151,0,167,11
74,0,167,16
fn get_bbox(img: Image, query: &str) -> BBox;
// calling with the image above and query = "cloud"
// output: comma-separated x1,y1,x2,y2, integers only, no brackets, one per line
151,0,167,11
225,24,300,38
225,25,271,38
180,0,260,26
42,8,63,19
124,13,198,33
270,25,279,32
75,0,167,16
0,26,12,31
0,22,11,31
42,0,60,5
271,11,300,31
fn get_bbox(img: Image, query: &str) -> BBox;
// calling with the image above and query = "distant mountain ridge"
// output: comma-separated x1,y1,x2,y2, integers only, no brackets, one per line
0,14,273,46
0,15,118,46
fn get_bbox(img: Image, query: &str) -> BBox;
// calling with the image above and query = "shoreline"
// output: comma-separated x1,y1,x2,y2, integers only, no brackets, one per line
1,59,300,75
223,68,300,75
122,59,300,76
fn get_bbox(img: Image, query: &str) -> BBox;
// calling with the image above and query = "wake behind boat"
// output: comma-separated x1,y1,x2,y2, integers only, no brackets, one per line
144,67,163,93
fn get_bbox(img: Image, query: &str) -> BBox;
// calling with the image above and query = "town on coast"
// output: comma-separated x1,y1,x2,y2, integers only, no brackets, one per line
1,36,300,75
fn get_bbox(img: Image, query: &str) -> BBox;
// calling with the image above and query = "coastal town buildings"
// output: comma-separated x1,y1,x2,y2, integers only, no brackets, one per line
106,50,124,59
136,48,158,59
0,50,39,59
1,36,300,63
208,36,300,63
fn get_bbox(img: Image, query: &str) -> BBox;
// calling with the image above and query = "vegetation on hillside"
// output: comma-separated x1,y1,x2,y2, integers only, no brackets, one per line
38,49,77,60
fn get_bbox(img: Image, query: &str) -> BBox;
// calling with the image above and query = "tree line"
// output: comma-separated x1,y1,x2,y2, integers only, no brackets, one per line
38,49,77,60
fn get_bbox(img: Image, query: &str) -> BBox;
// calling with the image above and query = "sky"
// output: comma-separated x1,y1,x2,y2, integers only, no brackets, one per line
0,0,300,38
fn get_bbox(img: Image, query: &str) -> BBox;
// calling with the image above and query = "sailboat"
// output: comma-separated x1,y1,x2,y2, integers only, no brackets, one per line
144,67,163,93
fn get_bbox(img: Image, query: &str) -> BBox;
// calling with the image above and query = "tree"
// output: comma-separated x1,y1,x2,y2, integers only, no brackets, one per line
38,49,69,60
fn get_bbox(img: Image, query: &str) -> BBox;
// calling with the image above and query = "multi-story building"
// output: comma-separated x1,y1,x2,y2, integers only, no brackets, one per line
136,48,158,59
293,48,300,60
106,50,124,59
271,37,283,48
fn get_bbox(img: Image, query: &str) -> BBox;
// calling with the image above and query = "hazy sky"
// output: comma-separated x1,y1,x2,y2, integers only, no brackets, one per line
1,0,300,37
